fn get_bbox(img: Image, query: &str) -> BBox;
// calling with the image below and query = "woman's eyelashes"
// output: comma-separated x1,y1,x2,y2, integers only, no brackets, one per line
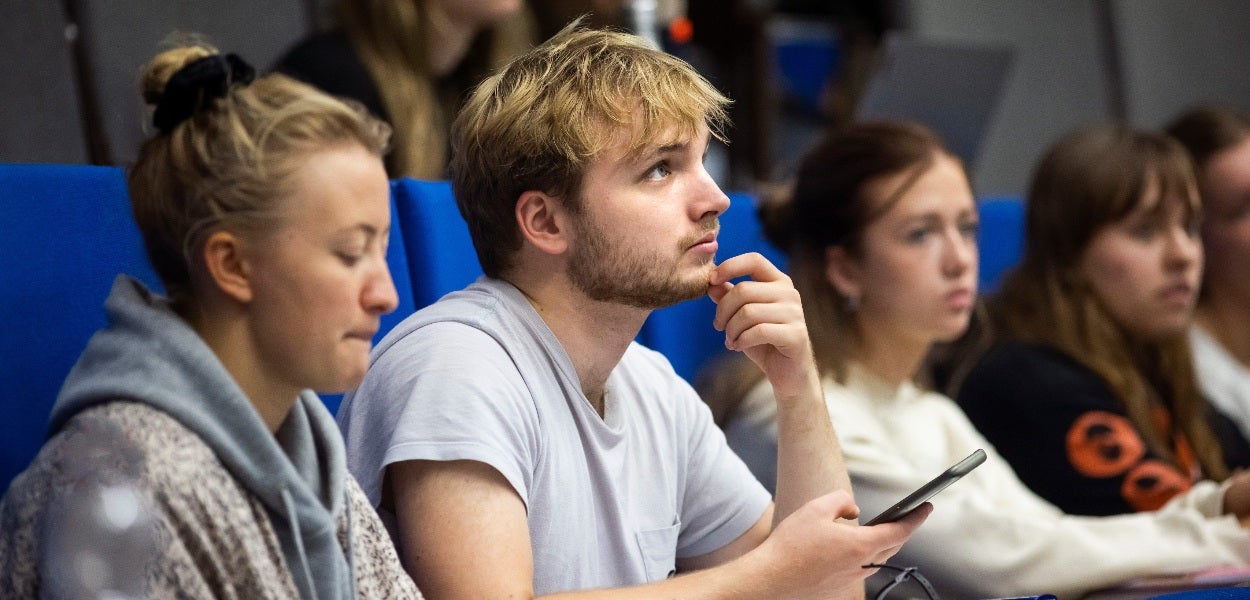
336,250,363,267
902,217,979,245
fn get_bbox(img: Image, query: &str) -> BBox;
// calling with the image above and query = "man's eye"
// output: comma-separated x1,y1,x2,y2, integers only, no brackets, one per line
645,163,671,180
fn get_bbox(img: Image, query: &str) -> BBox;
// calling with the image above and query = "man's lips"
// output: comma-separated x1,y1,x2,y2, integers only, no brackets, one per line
688,231,718,254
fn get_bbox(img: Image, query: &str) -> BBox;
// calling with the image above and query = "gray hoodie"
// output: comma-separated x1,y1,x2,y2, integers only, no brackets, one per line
49,275,355,599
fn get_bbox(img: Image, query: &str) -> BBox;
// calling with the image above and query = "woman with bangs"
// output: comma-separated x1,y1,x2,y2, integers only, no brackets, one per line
713,120,1250,600
957,123,1250,518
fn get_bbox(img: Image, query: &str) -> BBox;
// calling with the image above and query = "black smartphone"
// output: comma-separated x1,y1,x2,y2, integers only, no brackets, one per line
863,449,986,526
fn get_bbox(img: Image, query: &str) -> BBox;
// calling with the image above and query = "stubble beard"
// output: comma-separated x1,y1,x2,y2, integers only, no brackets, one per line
568,216,716,310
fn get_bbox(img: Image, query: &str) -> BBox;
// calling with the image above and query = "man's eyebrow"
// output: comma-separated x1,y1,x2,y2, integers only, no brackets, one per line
637,141,690,162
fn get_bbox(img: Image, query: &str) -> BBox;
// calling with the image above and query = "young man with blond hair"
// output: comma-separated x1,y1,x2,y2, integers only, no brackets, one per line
338,24,928,599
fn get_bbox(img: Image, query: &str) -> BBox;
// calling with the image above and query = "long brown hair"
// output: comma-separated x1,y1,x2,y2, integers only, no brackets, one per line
338,0,534,179
992,123,1225,479
697,121,956,422
759,121,955,382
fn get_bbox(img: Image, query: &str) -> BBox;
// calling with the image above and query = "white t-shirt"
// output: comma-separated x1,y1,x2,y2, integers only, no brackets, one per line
339,277,771,594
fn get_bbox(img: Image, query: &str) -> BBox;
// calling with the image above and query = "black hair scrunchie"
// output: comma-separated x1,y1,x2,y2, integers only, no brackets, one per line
150,53,255,134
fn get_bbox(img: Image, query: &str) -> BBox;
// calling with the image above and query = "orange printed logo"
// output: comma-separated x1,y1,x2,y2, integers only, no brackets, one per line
1122,460,1192,511
1065,411,1146,478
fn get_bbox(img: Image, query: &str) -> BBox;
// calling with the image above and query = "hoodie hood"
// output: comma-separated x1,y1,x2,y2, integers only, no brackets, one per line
51,276,353,599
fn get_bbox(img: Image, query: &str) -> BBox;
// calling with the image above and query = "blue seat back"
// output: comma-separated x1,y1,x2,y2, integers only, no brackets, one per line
391,178,484,308
977,197,1025,293
637,192,787,382
0,164,161,490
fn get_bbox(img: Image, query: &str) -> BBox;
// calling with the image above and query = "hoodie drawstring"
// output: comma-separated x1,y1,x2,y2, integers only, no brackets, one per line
283,487,320,600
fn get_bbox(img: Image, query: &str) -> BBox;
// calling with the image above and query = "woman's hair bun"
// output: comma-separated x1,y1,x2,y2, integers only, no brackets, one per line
140,45,217,107
140,45,256,134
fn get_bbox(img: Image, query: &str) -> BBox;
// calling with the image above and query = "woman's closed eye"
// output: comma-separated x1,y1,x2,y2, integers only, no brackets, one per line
336,249,364,267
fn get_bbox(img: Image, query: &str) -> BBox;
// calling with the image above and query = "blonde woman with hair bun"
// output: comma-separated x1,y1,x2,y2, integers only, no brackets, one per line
0,44,423,598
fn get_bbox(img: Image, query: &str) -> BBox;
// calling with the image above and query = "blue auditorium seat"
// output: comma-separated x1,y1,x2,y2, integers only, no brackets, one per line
391,178,484,308
977,196,1026,293
0,164,161,491
638,192,787,382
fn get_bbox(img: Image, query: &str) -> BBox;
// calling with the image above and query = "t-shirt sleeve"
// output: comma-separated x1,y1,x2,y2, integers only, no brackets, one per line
341,321,541,508
671,373,772,559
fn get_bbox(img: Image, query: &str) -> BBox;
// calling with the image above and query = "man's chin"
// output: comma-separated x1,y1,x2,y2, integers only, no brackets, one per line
607,279,709,310
650,277,712,309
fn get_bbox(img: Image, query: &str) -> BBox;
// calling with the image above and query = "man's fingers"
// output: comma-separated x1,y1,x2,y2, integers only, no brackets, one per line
711,252,787,285
707,281,733,305
809,489,860,520
866,502,933,539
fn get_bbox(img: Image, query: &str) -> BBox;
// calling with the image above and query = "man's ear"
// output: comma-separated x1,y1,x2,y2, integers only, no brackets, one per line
515,190,570,255
202,230,254,304
824,245,862,301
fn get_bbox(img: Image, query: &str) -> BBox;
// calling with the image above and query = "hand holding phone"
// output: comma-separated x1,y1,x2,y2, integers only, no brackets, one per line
864,449,986,526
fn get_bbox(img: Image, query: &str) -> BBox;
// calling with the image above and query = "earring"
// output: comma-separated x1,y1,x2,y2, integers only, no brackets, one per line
842,293,860,314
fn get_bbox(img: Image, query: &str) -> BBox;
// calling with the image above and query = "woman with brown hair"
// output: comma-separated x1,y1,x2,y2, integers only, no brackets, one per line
1167,106,1250,444
957,123,1250,517
716,120,1250,599
0,45,421,597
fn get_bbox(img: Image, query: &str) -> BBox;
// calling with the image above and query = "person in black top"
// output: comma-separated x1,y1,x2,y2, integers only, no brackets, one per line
274,0,534,179
956,123,1250,517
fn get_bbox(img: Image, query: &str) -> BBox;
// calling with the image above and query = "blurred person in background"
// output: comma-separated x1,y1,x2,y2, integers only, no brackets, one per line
275,0,535,179
1167,106,1250,444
